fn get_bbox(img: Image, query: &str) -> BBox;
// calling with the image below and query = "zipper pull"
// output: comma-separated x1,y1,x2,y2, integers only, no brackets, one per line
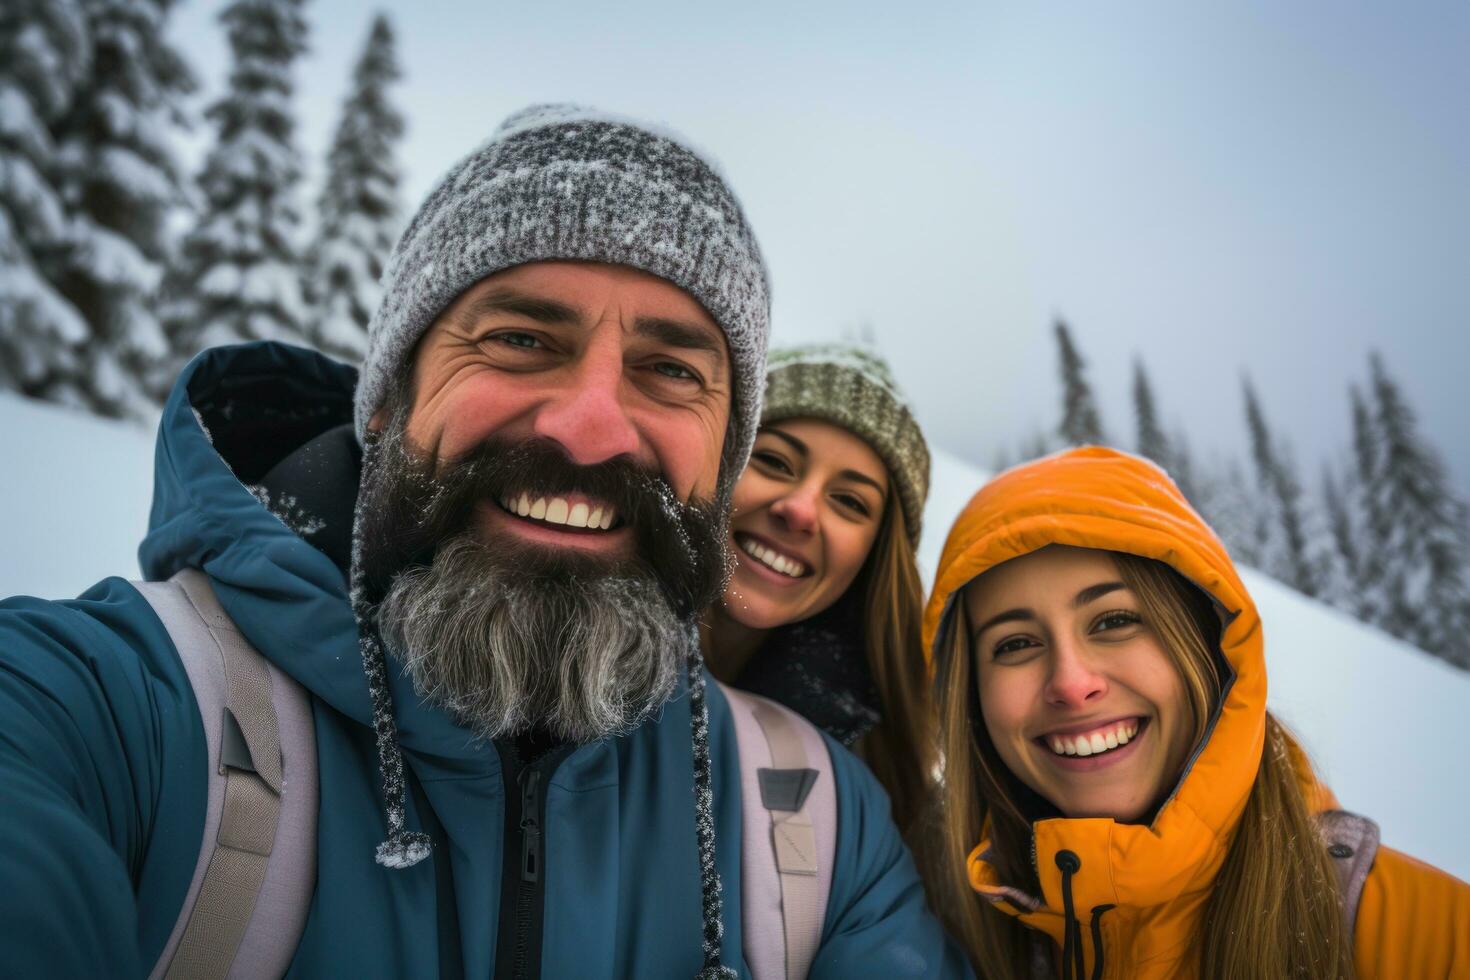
520,767,542,883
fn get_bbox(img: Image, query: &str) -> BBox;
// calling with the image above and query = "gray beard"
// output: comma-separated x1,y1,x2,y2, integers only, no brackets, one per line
377,533,688,744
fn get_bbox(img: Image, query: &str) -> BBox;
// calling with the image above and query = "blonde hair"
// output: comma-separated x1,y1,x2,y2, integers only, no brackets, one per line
920,551,1355,979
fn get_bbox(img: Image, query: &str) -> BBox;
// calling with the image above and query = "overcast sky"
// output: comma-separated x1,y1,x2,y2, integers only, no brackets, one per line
172,0,1470,496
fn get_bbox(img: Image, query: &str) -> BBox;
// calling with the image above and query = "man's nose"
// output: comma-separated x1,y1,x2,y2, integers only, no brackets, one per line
531,344,640,466
1043,638,1108,709
768,483,820,535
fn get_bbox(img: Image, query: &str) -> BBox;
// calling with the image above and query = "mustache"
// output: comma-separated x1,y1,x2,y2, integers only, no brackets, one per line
358,431,730,618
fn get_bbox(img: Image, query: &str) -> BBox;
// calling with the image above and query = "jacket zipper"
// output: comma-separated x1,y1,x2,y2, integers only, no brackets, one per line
496,742,572,980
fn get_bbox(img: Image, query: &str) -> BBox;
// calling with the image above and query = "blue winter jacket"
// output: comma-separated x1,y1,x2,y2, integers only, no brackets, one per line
0,343,969,979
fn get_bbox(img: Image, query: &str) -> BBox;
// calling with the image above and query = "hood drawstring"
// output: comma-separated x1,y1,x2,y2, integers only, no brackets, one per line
1054,850,1114,980
351,432,432,869
1056,850,1083,980
685,627,738,979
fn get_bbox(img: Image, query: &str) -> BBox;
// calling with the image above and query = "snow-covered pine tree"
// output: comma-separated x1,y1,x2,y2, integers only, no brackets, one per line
49,0,195,416
163,0,309,363
1319,460,1365,615
1349,383,1389,623
0,1,91,407
1242,375,1321,596
1054,317,1106,446
1194,454,1261,568
1364,353,1470,668
1132,357,1170,465
301,13,401,363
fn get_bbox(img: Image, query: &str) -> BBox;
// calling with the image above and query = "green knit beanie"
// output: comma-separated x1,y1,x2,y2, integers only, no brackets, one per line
761,343,930,545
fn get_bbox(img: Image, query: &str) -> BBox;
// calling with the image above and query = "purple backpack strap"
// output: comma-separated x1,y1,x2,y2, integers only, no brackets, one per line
1315,808,1381,939
720,682,837,980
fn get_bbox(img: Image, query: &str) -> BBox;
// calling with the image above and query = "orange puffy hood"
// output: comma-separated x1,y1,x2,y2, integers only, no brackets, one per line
923,446,1268,972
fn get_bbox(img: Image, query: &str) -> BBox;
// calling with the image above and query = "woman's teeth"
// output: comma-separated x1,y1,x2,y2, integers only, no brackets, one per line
738,536,807,578
1046,720,1140,757
500,494,616,530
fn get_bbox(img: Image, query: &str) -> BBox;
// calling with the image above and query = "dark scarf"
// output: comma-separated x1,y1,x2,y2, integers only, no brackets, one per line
732,587,882,747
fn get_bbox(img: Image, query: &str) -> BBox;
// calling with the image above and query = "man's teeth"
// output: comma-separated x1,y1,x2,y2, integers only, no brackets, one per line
1046,720,1140,757
501,494,616,530
738,536,806,578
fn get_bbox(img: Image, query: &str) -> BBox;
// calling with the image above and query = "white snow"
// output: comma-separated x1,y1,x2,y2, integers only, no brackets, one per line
921,447,1470,883
0,402,1464,882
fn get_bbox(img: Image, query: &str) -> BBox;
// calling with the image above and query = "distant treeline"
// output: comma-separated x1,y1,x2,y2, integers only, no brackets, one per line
998,320,1470,672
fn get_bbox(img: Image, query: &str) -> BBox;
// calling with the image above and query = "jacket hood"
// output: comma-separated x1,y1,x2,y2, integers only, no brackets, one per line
921,446,1268,954
138,342,496,770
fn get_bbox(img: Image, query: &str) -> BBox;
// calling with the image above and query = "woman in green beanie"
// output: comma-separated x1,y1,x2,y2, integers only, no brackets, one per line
701,342,933,834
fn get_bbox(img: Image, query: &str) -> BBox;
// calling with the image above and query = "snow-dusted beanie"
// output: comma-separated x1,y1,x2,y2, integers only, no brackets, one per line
354,103,772,502
762,343,931,544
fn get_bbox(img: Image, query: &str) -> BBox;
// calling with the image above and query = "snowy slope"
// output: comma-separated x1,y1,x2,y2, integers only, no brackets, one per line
1,395,1465,880
923,448,1470,882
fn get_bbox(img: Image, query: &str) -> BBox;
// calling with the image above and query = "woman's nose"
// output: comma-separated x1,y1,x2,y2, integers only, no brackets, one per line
1043,639,1108,709
768,484,819,535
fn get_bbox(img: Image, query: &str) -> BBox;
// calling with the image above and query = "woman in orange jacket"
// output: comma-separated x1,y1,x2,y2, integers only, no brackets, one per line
919,446,1470,979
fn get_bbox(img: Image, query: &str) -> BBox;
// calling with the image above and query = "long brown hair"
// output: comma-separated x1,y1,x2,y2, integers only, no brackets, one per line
921,551,1355,979
851,501,935,838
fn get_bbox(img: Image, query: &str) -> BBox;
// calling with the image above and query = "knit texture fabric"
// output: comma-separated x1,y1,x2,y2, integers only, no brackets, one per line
355,104,771,499
761,343,930,544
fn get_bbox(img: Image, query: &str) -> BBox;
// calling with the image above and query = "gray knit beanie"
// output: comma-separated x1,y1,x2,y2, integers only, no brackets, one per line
762,343,931,545
355,104,771,497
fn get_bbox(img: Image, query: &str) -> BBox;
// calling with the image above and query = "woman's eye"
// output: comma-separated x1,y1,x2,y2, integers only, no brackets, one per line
833,493,871,517
752,450,793,475
994,636,1038,659
1093,610,1142,633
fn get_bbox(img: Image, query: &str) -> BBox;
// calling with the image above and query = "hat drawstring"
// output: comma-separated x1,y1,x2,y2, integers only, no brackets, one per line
685,629,738,979
351,431,431,869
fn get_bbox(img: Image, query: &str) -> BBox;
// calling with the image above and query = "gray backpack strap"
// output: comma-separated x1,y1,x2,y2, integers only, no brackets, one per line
1316,809,1380,940
720,683,836,980
135,570,318,980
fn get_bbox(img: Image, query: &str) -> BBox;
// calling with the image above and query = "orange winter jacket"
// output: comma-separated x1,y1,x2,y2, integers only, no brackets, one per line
921,447,1470,979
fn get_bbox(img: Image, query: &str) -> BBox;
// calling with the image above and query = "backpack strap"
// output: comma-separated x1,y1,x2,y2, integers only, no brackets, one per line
135,570,317,980
1315,808,1380,940
720,682,837,980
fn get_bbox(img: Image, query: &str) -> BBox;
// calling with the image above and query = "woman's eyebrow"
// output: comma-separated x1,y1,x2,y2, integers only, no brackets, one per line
762,428,808,457
1073,582,1126,607
971,607,1035,641
837,468,886,496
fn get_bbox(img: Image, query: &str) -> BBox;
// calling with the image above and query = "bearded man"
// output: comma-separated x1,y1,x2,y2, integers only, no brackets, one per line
0,106,968,978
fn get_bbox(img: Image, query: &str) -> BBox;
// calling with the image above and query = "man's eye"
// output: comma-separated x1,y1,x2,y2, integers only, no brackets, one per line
1092,610,1141,633
493,332,541,349
653,361,697,381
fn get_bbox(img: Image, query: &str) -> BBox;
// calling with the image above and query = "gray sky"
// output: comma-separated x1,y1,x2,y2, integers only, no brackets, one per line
172,0,1470,495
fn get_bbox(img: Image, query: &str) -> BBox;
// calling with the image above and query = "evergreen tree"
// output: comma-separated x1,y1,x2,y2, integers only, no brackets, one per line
1242,375,1320,596
1364,353,1470,667
0,0,91,407
1319,460,1365,614
1349,383,1389,622
302,13,401,362
1054,317,1106,446
164,0,309,362
1132,357,1170,465
1196,455,1261,568
50,0,195,415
